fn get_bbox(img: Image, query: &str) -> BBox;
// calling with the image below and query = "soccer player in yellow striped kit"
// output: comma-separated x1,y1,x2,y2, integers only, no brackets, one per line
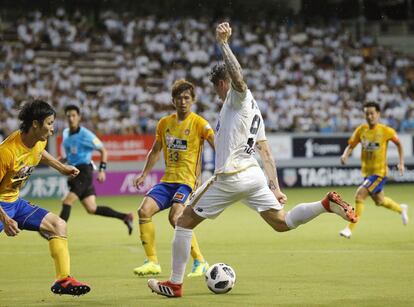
0,100,90,295
133,79,215,277
339,101,409,238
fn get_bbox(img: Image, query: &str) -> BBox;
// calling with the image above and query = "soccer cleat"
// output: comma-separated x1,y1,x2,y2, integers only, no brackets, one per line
124,213,134,235
401,204,409,225
339,227,352,239
51,276,90,296
148,279,182,298
133,260,161,276
321,192,358,223
187,260,209,277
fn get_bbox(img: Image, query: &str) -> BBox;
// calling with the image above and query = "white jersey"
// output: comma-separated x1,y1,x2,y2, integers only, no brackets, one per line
214,86,266,174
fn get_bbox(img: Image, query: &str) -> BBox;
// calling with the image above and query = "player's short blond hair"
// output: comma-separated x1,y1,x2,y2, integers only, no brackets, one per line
171,79,196,100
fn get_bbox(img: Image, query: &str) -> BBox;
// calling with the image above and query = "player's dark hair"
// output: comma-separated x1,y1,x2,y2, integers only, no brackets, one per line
209,63,230,85
363,101,381,112
64,104,80,114
18,100,56,133
171,79,196,99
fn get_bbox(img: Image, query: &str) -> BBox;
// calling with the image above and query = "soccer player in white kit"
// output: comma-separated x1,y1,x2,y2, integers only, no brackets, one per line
148,22,357,298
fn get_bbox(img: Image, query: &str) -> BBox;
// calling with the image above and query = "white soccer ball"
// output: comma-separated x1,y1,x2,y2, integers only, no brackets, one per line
205,263,236,294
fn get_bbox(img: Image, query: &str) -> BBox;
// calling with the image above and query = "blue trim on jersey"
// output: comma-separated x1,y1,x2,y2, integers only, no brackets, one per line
146,183,192,210
62,127,103,166
362,175,387,194
0,198,49,232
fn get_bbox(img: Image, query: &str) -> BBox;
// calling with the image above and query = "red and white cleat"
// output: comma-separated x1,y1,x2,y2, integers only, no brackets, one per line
322,192,358,223
148,279,182,298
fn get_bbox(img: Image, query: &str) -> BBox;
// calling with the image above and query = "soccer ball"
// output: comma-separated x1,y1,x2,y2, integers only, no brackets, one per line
205,263,236,294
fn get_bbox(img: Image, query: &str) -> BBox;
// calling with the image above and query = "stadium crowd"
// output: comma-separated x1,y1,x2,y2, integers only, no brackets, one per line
1,8,414,140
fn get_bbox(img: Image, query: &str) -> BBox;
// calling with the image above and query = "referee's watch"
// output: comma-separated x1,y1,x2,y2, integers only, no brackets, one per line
99,162,107,171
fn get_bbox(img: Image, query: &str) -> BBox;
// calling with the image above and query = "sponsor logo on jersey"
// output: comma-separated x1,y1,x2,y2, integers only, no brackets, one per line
166,133,188,151
361,140,380,151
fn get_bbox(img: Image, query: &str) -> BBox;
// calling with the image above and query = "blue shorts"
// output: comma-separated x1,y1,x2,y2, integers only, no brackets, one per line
146,183,192,210
0,198,49,232
362,175,387,194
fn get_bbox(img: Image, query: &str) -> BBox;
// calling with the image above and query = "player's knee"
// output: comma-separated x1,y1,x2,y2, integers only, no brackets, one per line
85,205,97,214
169,213,180,227
355,195,365,203
138,207,152,218
176,214,188,228
49,216,67,236
176,209,198,229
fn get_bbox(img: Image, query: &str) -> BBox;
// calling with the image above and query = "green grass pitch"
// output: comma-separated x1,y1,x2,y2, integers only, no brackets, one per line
0,185,413,306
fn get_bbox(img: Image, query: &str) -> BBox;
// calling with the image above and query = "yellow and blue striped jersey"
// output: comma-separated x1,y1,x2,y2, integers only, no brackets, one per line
157,112,214,189
0,130,47,202
349,123,398,177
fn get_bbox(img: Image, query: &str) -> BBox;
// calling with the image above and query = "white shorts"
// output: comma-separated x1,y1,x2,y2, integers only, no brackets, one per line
190,166,283,219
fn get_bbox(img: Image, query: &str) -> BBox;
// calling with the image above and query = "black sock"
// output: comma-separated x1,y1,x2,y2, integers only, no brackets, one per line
60,204,72,221
95,206,126,220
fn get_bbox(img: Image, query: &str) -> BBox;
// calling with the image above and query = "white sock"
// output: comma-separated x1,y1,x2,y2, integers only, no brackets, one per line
170,226,193,284
285,201,325,229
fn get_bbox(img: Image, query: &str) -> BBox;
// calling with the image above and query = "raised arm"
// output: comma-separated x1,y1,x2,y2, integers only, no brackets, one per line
216,22,247,92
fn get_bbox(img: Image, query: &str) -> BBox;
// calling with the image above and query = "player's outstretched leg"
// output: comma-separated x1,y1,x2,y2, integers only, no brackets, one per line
339,199,364,239
401,204,409,225
51,276,91,296
148,279,182,298
42,213,91,296
94,206,134,235
321,192,358,223
133,213,161,276
123,212,134,235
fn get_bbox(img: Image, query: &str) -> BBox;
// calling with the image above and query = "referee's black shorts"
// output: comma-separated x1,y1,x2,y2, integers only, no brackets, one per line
68,164,96,200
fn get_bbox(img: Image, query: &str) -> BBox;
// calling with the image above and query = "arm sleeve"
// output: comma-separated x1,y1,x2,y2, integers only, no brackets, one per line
386,127,399,143
229,85,248,109
199,117,214,139
85,130,103,150
0,149,12,182
155,119,163,142
256,115,266,142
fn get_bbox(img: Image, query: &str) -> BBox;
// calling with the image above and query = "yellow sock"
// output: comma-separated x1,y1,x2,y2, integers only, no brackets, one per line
379,197,402,213
139,218,157,263
190,233,205,262
49,236,70,279
349,200,364,231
